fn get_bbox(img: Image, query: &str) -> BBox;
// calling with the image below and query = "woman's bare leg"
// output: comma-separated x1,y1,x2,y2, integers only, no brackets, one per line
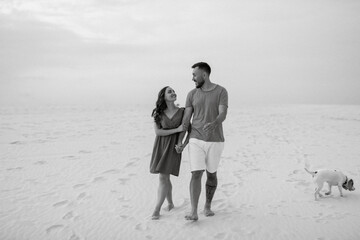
165,179,174,211
152,173,170,220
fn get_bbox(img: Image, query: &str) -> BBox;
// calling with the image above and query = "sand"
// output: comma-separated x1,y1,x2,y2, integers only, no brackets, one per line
1,104,360,240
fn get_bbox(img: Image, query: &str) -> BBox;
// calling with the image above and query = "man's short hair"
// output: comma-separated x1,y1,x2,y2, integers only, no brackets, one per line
192,62,211,75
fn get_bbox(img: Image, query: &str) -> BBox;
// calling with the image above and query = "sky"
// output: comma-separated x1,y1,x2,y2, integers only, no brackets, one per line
1,0,360,107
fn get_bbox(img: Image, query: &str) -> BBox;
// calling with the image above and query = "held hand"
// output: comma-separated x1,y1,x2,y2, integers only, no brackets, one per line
175,144,185,153
203,122,217,134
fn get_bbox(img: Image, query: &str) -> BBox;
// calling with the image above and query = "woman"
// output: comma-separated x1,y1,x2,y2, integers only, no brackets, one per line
150,86,190,220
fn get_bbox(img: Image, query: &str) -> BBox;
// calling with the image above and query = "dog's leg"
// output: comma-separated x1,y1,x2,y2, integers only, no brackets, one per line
325,183,332,196
315,182,324,201
337,185,344,197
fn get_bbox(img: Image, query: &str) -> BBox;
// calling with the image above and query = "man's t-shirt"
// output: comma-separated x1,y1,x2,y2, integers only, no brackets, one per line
185,84,228,142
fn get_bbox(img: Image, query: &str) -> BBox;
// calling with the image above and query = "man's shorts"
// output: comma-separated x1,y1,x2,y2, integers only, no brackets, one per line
188,138,224,173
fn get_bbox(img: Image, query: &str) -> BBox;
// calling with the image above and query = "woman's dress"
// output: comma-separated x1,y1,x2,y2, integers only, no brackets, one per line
150,108,184,176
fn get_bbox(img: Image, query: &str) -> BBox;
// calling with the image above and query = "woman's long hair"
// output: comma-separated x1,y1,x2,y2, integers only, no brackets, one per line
151,86,169,128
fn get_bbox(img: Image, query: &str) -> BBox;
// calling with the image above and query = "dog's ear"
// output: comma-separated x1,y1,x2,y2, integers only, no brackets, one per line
348,179,355,191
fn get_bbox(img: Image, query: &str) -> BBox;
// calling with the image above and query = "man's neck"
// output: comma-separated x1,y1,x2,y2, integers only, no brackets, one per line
201,81,216,91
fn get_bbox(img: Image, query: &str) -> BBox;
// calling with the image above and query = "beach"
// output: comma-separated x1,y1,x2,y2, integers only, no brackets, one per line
1,104,360,240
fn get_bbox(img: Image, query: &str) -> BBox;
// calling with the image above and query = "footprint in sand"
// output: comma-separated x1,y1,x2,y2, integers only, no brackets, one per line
62,156,78,160
313,212,331,224
118,178,130,185
233,170,243,177
46,224,64,234
10,141,26,145
7,167,23,171
69,233,81,240
53,200,69,208
125,161,136,168
34,160,47,165
36,192,56,200
117,195,130,202
77,192,87,201
214,232,227,239
135,222,149,231
79,150,92,154
267,201,286,215
62,211,74,220
63,211,81,223
119,215,129,220
125,157,141,168
249,167,261,172
102,169,121,175
73,183,88,189
92,177,106,183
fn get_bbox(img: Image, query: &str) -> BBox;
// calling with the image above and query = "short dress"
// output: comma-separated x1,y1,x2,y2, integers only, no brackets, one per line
150,108,185,176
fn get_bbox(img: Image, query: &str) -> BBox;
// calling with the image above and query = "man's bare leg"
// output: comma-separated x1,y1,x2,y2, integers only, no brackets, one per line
185,170,204,221
152,173,170,220
204,171,217,217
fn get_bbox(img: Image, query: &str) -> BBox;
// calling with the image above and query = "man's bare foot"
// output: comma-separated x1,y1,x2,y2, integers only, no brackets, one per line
204,208,215,217
185,213,198,221
163,203,174,211
151,210,160,220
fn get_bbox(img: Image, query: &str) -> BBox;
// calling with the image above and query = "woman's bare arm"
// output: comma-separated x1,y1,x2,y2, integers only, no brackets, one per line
154,123,186,137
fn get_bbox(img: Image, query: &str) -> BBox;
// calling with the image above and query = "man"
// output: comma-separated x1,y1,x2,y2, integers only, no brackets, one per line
176,62,228,221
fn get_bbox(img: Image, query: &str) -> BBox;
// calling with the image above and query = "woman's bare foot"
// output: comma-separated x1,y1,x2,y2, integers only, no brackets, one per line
163,203,174,211
151,210,160,220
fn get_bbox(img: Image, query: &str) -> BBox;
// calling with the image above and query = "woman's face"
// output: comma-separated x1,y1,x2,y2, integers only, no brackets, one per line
164,87,177,102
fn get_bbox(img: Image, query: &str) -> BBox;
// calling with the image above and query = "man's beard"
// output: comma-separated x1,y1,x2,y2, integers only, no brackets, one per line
196,79,205,89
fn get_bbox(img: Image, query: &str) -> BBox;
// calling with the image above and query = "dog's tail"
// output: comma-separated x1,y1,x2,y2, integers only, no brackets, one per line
304,168,317,177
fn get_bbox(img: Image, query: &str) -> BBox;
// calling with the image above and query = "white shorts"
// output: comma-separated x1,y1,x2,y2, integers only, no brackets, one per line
188,138,224,173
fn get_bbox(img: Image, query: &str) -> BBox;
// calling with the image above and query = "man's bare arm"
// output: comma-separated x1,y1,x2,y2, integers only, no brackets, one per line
203,105,227,133
177,107,193,145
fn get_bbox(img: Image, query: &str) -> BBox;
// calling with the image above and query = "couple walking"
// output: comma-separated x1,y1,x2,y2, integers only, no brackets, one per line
150,62,228,221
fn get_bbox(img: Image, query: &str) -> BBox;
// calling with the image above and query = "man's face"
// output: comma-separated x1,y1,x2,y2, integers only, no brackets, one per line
192,67,205,89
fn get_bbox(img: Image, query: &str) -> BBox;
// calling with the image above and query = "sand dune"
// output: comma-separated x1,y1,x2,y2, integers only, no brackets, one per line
1,104,359,240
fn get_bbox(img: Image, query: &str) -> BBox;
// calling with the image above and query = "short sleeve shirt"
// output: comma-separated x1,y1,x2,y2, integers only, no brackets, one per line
185,85,228,142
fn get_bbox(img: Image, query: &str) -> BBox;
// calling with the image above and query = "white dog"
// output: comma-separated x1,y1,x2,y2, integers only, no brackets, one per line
305,168,355,200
